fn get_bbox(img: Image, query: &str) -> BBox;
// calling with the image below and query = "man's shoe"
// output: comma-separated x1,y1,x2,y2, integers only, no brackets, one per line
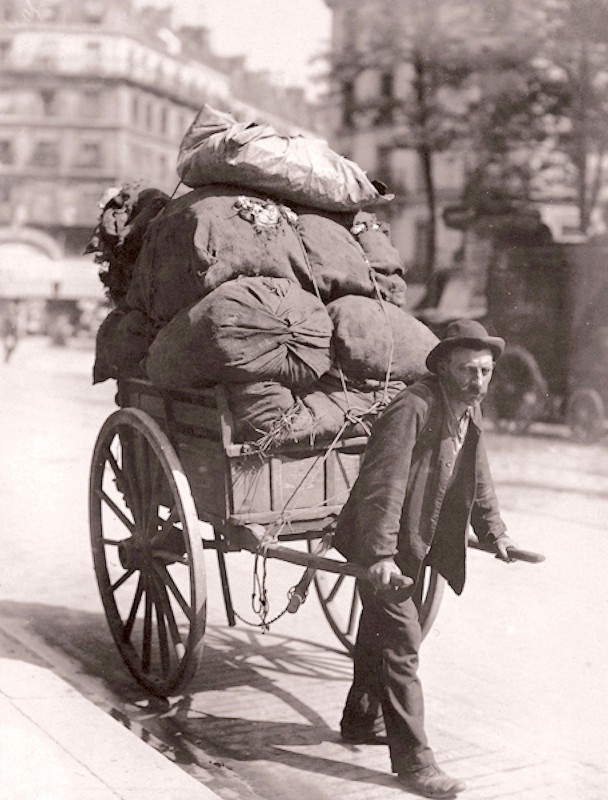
398,764,466,798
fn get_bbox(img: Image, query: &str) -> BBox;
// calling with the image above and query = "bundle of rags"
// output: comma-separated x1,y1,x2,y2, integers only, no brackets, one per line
85,183,169,304
145,276,332,390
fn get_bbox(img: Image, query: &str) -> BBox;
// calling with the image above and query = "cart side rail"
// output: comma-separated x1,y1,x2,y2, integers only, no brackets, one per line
117,378,369,531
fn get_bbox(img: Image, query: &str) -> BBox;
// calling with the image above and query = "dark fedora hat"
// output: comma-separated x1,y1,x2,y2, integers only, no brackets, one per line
426,319,505,373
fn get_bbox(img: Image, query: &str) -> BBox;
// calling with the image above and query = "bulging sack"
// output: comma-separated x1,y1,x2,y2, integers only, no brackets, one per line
372,273,408,308
327,296,439,383
145,277,333,390
93,307,156,384
226,381,312,444
225,375,406,446
126,186,306,325
177,105,384,212
299,373,406,440
293,211,375,302
351,212,405,276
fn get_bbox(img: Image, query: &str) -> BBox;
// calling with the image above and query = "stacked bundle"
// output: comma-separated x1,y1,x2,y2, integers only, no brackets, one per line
92,105,438,445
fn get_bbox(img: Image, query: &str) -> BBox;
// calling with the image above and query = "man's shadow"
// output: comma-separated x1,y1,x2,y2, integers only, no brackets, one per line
0,601,400,794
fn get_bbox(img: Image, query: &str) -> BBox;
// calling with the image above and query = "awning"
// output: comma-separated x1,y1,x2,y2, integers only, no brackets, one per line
0,244,105,300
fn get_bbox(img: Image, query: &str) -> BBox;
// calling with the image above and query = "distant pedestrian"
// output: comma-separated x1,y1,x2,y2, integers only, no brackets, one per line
2,301,21,363
334,319,520,798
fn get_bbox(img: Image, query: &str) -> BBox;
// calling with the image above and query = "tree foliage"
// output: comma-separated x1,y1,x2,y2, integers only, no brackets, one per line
537,0,608,230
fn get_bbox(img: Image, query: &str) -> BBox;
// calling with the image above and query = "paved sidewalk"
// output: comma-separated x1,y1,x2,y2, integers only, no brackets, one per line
0,628,219,800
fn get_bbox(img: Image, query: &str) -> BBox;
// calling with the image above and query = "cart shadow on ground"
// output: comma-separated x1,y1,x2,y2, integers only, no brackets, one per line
0,600,402,794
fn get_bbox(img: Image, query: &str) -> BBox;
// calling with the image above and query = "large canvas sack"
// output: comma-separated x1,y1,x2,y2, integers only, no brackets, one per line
126,186,306,325
226,381,296,440
145,277,332,390
373,273,408,308
226,381,313,444
299,373,406,440
93,307,156,384
293,211,375,302
351,212,405,276
177,105,384,212
327,296,439,382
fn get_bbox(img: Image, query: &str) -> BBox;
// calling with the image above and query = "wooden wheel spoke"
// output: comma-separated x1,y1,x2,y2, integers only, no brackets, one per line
151,572,185,664
147,576,171,676
153,550,188,566
115,430,145,523
104,446,128,495
112,567,136,593
155,601,171,676
324,573,346,605
142,583,154,673
123,575,145,641
137,439,155,530
153,562,192,620
95,487,135,534
347,589,360,636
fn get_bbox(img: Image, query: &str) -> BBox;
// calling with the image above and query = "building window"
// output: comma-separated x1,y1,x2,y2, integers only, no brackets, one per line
0,41,11,65
83,1,105,22
81,89,103,118
160,105,168,135
34,39,57,69
145,100,154,130
75,142,102,168
414,219,430,270
0,139,13,165
131,93,140,125
375,70,395,126
31,140,60,167
376,145,394,188
40,89,59,116
341,80,355,128
39,1,60,21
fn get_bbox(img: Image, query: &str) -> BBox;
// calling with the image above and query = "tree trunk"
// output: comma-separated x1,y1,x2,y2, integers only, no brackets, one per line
418,144,438,304
413,54,439,304
574,38,591,232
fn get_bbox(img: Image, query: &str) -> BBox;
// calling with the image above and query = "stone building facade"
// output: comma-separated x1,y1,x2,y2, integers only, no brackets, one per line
0,0,323,304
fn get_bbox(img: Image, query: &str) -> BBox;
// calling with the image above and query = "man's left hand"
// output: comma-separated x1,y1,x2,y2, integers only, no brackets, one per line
492,534,518,562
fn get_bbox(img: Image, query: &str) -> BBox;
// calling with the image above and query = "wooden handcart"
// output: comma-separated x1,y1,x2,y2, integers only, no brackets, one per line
89,377,543,697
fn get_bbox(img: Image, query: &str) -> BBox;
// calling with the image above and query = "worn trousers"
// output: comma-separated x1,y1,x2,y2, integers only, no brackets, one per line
340,580,434,773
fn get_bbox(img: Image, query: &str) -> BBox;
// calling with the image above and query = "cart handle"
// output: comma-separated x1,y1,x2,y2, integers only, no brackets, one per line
467,536,545,563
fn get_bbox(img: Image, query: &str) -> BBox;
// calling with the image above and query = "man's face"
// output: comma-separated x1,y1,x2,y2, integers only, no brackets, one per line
438,347,494,406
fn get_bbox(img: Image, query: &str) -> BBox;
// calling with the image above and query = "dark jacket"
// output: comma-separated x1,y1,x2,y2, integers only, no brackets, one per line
333,374,506,594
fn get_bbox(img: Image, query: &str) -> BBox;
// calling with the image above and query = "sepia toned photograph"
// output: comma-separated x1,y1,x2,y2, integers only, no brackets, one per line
1,1,606,798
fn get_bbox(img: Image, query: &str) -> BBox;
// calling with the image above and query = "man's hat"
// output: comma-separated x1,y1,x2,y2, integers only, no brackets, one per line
426,319,505,373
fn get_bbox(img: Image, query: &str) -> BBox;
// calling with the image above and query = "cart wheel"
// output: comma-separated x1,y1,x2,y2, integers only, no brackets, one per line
89,408,206,696
566,388,605,444
486,346,547,433
311,552,445,654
